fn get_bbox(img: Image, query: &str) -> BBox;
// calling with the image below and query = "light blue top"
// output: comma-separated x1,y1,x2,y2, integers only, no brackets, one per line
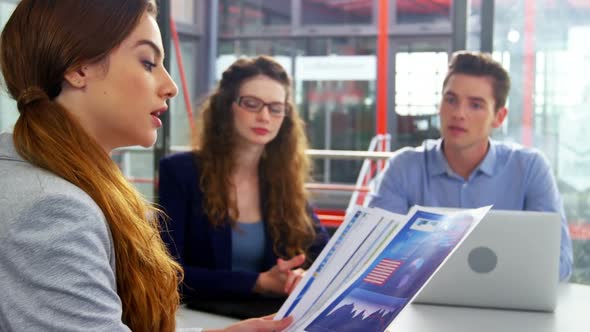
367,138,573,281
231,221,266,273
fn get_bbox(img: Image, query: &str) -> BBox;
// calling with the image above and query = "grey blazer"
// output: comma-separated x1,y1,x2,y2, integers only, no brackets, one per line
0,132,130,331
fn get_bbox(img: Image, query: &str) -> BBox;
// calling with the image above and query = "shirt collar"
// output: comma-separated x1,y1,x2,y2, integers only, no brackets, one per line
428,138,497,178
478,139,497,176
428,139,449,176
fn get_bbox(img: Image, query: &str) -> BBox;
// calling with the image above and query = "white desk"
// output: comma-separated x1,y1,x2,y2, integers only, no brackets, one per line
176,283,590,332
176,307,238,330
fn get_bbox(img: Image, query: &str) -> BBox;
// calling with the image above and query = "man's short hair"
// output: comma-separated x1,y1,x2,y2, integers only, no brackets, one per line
442,51,511,110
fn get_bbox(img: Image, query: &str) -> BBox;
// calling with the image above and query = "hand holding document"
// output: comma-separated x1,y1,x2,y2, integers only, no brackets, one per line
276,205,491,332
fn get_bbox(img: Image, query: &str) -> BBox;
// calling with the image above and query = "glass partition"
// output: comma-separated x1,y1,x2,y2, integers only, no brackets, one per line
219,0,292,35
169,38,198,147
393,0,451,25
171,0,196,25
492,0,590,284
219,38,298,59
0,1,18,133
301,0,373,25
390,38,449,150
296,37,376,184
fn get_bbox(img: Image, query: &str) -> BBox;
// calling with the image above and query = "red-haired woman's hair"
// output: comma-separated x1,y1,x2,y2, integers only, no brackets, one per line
0,1,181,330
194,55,316,258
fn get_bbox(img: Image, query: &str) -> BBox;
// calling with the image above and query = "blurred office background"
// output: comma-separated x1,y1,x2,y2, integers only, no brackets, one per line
0,0,589,284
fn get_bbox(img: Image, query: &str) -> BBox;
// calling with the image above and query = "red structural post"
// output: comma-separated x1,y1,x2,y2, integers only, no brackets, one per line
376,0,389,138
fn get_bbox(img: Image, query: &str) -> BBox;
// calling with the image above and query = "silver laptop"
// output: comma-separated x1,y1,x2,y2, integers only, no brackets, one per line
414,209,561,312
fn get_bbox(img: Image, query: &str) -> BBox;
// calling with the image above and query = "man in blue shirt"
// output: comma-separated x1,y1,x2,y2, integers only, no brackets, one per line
367,51,573,281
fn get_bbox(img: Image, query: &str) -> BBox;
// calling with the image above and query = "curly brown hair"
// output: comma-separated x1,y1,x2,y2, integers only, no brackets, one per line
193,55,316,258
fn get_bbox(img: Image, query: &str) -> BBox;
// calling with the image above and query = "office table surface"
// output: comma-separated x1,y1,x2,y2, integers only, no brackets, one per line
176,283,590,332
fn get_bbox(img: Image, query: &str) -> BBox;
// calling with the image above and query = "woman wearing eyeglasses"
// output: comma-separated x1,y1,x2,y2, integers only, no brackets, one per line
158,55,329,315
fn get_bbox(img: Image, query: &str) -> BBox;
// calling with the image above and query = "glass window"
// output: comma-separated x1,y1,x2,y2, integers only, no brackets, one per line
169,38,198,147
0,93,17,133
219,38,297,58
394,52,448,117
390,38,449,150
301,0,373,25
112,148,155,201
219,0,292,35
393,0,451,25
466,0,482,51
493,0,590,284
393,51,446,149
296,37,377,185
171,0,196,25
0,1,18,132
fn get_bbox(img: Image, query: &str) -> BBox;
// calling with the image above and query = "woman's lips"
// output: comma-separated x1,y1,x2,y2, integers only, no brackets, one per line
150,110,165,128
252,128,269,135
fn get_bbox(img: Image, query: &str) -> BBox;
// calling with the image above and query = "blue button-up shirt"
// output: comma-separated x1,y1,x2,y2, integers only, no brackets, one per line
367,138,573,281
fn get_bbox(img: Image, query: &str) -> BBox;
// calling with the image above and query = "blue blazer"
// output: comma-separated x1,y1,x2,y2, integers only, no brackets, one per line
158,152,329,301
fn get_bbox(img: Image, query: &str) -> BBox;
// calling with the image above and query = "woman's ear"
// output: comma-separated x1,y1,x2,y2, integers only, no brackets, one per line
64,66,89,88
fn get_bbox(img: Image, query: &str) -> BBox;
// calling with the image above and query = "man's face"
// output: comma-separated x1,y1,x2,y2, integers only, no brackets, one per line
439,74,507,153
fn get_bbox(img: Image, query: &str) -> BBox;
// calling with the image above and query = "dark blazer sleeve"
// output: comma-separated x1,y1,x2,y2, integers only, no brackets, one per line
306,204,330,265
158,153,260,300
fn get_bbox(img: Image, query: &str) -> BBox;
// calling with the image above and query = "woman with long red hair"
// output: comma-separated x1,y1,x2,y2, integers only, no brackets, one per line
0,1,291,331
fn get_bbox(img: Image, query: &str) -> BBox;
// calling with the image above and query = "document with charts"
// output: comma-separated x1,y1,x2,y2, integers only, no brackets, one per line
276,206,406,324
276,205,491,332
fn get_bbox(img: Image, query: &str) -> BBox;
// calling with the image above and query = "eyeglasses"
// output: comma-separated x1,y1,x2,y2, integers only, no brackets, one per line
235,95,289,117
